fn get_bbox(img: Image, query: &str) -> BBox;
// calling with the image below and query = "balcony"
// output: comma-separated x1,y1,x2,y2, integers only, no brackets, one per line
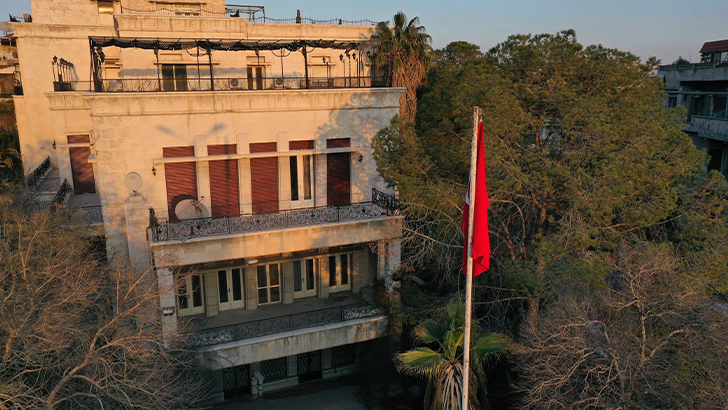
150,188,398,243
191,292,387,369
52,75,391,93
685,115,728,142
189,295,383,348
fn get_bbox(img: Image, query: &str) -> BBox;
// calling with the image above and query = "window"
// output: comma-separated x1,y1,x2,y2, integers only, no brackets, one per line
332,344,356,367
247,66,264,90
328,253,352,293
257,263,281,304
161,64,188,91
293,258,316,299
289,154,313,207
217,268,245,310
261,357,287,381
97,1,114,14
178,273,204,316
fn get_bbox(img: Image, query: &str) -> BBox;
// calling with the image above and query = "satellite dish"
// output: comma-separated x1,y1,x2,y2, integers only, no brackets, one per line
124,172,143,192
175,199,210,220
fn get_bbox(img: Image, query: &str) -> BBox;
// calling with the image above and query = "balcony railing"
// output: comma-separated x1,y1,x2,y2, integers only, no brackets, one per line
53,75,391,93
150,188,398,243
189,303,383,348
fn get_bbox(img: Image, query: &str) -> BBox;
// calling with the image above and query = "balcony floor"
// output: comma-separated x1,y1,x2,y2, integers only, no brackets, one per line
191,289,372,331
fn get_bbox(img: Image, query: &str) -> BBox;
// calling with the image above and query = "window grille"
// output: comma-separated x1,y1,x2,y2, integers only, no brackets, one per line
332,344,356,367
223,364,251,399
261,357,287,381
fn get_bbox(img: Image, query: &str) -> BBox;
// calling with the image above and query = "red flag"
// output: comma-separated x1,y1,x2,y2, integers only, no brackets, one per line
462,121,491,277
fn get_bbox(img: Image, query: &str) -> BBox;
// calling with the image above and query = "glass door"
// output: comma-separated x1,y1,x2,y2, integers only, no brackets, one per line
217,268,245,310
293,258,317,299
289,154,314,209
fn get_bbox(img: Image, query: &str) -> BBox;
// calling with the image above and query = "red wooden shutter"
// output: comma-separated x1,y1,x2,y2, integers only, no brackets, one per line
327,153,350,206
249,142,278,214
163,146,197,222
208,144,239,217
67,135,96,194
289,140,314,150
326,138,350,148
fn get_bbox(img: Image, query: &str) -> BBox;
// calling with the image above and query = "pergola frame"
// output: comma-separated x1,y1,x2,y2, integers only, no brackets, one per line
88,36,380,91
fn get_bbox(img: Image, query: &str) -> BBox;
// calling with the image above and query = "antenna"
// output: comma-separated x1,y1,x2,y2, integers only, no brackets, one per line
124,172,143,192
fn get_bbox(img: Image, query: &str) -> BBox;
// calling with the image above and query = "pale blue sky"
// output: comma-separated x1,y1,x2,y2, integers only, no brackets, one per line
1,0,726,64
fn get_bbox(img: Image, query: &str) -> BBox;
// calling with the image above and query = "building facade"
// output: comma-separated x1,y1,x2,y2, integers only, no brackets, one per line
11,0,403,402
659,39,728,177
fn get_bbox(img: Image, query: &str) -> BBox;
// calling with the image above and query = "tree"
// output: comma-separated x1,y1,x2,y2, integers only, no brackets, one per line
673,55,691,65
0,187,209,409
371,11,432,122
519,241,728,409
396,297,508,410
645,55,661,69
375,32,728,405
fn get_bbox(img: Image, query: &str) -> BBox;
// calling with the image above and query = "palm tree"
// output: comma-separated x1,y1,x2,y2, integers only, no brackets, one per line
396,298,508,410
371,11,432,122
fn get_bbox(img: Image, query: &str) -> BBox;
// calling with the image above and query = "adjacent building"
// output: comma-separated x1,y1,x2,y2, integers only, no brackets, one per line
10,0,403,402
659,39,728,177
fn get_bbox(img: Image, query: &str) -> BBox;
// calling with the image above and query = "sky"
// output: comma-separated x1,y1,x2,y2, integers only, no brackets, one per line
1,0,726,64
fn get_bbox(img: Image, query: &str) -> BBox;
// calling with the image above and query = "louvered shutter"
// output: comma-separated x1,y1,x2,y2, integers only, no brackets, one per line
249,142,278,214
163,146,197,222
208,144,239,217
67,135,96,194
326,138,350,148
289,140,314,150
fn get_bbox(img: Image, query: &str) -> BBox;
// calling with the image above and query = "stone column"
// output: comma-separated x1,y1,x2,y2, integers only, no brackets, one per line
123,192,152,271
157,267,178,340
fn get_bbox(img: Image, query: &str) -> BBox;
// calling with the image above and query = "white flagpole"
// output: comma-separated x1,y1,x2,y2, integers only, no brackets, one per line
462,106,481,410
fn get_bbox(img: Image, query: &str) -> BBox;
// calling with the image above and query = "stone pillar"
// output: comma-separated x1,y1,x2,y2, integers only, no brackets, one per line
157,267,178,340
237,134,252,214
376,240,386,281
318,255,329,299
385,239,402,290
245,266,258,310
314,134,327,207
205,272,219,317
123,192,152,271
287,355,297,377
282,261,294,304
322,348,332,370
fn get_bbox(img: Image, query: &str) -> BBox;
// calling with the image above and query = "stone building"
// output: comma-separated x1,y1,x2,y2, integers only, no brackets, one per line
659,39,728,177
10,0,403,402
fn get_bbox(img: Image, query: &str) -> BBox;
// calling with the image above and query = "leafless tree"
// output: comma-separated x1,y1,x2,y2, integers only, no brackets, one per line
0,191,210,409
518,243,728,409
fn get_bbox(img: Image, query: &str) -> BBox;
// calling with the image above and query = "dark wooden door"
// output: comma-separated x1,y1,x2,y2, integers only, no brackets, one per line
67,135,95,194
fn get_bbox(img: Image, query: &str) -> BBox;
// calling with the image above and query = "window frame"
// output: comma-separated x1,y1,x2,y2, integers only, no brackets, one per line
328,253,352,293
216,267,245,311
177,273,205,316
289,153,314,208
293,258,317,299
256,263,282,305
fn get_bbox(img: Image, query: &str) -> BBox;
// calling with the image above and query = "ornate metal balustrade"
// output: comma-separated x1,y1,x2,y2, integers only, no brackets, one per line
26,156,51,189
54,75,391,93
189,304,384,348
150,188,398,243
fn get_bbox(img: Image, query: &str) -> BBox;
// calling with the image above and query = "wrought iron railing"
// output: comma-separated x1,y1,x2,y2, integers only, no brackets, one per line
150,188,398,243
55,75,391,93
119,5,377,25
53,179,71,205
26,156,51,189
189,303,384,348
